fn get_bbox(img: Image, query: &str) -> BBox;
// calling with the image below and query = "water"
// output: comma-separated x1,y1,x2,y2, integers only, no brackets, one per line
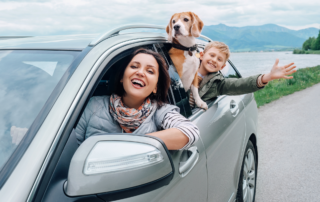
229,52,320,77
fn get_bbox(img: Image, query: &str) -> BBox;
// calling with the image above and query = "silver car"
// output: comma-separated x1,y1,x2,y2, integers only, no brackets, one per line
0,25,258,202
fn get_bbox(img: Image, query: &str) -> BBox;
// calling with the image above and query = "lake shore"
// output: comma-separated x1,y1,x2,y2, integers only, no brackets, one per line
293,49,320,54
254,65,320,107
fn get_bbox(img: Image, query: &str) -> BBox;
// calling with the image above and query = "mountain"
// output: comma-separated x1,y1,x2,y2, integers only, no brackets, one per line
201,24,319,51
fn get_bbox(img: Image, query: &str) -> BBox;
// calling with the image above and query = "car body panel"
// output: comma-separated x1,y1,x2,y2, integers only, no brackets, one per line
0,34,164,201
192,95,246,202
0,34,98,50
0,31,259,202
0,32,168,50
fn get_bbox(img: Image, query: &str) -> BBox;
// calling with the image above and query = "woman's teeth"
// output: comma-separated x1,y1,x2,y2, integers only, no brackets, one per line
132,79,145,87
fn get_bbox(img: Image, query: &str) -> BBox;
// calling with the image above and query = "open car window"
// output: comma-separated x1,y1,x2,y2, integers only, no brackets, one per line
221,61,241,78
155,43,192,118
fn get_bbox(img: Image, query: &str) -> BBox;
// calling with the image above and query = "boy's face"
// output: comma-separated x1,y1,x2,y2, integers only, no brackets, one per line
200,47,227,74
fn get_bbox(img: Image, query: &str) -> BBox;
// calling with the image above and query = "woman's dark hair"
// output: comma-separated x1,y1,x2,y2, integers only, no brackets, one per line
113,48,170,107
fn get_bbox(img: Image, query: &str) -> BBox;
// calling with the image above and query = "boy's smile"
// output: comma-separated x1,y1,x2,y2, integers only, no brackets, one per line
199,47,227,75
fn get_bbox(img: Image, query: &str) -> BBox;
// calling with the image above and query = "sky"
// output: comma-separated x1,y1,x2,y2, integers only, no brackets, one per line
0,0,319,36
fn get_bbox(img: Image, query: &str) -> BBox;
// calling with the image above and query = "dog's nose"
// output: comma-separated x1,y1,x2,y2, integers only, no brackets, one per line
174,25,180,31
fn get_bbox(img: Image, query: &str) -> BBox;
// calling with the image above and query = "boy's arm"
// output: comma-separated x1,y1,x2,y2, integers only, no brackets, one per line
217,59,296,96
216,74,264,96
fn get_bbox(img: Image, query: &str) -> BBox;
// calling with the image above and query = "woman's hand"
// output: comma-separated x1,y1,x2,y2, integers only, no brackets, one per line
262,59,296,83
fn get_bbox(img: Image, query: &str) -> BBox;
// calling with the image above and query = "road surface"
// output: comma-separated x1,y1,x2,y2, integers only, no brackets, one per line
255,83,320,201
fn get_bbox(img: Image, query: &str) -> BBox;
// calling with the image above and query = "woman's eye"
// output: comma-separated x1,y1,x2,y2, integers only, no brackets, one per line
172,20,175,24
131,65,137,69
147,69,154,74
184,18,189,22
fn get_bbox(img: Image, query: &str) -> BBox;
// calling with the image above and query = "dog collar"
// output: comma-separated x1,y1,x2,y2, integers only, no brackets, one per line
172,43,198,56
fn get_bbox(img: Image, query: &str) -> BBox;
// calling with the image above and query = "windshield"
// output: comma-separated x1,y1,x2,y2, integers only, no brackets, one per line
0,50,80,170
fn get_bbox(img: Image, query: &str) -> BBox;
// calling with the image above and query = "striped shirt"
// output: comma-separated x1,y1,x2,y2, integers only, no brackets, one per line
161,110,199,150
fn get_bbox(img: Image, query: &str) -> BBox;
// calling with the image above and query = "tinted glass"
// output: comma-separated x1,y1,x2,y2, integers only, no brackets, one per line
221,61,240,78
0,50,80,170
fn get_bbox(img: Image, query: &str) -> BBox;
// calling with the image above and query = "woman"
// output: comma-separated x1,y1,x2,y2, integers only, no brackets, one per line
75,48,199,150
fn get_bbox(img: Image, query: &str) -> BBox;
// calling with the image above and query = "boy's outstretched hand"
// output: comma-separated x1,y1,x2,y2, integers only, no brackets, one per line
262,59,296,83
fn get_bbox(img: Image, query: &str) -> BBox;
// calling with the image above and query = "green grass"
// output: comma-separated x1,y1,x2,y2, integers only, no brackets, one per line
254,65,320,107
293,49,320,54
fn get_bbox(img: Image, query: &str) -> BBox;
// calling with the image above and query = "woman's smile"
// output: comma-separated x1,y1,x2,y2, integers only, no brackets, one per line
131,78,146,89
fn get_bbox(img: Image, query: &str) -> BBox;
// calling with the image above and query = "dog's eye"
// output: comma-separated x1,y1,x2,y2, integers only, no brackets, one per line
184,18,189,22
172,20,175,24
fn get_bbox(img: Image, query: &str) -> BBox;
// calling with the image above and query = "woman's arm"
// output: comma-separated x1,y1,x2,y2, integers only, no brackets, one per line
148,111,200,150
148,128,189,150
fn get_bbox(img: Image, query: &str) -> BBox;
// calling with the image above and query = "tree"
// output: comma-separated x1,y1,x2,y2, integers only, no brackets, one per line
302,37,315,50
311,30,320,50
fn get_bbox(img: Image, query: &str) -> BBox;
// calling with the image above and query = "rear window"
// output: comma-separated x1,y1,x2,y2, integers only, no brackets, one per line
0,50,80,170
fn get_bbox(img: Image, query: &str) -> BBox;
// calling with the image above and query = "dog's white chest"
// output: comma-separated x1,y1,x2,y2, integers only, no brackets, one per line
181,51,200,91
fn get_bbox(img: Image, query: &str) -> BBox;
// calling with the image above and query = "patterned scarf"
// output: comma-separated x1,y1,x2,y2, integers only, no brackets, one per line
109,94,155,133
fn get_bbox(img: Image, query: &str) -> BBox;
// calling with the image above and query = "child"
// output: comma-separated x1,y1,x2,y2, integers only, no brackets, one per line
189,41,296,107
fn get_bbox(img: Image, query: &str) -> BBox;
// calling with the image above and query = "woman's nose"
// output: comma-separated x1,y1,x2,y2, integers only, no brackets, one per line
136,68,145,77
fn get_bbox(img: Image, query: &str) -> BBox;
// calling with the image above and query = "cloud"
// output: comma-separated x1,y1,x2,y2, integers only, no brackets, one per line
0,0,319,36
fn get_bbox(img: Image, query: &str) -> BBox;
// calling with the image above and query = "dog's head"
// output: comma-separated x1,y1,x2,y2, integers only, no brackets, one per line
166,12,204,42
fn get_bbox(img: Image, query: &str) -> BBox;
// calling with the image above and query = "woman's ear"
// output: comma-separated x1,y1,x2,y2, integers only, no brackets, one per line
153,87,157,94
166,15,174,42
120,78,123,83
190,12,204,38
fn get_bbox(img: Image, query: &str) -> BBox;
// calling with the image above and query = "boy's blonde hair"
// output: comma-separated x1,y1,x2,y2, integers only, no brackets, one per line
203,41,230,62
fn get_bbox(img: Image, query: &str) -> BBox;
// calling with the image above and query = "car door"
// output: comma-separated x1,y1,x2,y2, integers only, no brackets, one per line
199,61,247,202
34,41,207,202
161,42,247,202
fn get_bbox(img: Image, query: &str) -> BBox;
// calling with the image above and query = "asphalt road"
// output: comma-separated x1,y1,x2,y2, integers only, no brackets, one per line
255,82,320,202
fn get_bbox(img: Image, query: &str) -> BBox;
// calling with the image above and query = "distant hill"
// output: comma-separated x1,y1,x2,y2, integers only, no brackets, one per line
201,24,319,52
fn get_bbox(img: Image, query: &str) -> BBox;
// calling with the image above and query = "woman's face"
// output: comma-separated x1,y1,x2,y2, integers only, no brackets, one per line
121,53,159,101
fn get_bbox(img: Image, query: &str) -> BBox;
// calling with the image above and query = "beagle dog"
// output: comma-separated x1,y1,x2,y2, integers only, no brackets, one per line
166,12,207,110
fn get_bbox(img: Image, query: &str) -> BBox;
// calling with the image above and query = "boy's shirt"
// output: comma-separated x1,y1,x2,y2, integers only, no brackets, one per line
198,71,264,102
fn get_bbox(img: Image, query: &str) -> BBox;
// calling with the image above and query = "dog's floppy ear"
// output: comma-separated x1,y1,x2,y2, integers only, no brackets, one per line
190,12,204,38
166,15,174,42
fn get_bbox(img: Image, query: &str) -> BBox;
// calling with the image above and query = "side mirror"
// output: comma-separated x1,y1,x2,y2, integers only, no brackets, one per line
64,134,174,201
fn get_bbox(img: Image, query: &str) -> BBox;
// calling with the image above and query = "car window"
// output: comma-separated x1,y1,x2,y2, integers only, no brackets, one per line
155,43,192,118
0,50,80,171
221,60,241,78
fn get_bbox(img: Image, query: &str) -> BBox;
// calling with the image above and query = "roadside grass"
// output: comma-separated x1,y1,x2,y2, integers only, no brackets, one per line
254,65,320,107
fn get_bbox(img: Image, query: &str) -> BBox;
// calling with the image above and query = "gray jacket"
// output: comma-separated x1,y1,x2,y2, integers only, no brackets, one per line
75,96,178,144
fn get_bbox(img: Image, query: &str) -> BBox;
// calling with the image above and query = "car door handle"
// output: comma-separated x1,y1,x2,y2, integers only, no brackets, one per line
179,146,199,177
230,100,239,117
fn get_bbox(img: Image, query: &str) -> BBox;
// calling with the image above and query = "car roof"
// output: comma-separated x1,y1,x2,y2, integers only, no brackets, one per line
0,34,99,50
0,31,208,51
